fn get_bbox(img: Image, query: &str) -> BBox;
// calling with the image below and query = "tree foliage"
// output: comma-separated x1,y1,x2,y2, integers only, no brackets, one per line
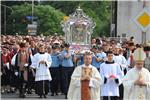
46,1,111,37
2,1,111,37
9,3,65,35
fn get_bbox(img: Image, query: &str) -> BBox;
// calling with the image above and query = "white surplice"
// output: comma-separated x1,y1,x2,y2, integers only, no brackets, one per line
67,64,102,100
113,55,127,70
100,62,124,96
30,53,52,81
123,67,150,100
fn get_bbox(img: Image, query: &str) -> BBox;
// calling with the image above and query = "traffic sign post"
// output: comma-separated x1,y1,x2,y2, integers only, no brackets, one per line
133,8,150,44
26,16,38,21
27,24,37,35
133,8,150,32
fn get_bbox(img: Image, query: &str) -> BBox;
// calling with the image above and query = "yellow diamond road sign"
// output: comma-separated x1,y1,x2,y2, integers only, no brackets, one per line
133,8,150,32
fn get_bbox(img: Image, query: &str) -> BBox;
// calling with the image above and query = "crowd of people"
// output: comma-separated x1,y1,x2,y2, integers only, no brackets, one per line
1,35,150,100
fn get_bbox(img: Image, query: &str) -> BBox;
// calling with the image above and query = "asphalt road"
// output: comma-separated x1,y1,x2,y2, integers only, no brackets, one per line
1,92,67,100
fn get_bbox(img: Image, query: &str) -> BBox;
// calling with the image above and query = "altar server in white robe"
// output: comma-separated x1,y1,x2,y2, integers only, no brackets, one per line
113,46,127,74
113,46,127,100
123,47,150,100
30,43,52,98
67,51,102,100
100,50,124,100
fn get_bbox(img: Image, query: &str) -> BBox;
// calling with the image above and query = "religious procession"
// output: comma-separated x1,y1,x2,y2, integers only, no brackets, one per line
1,1,150,100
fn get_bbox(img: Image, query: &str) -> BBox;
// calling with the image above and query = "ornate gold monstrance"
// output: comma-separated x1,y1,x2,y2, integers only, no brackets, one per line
61,6,95,45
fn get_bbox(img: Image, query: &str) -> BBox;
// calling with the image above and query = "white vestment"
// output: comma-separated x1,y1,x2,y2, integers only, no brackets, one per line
113,55,127,70
30,53,52,81
100,62,124,96
144,57,150,71
67,64,102,100
123,67,150,100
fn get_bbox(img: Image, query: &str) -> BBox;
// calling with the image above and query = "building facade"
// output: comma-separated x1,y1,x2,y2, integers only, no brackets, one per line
117,1,150,44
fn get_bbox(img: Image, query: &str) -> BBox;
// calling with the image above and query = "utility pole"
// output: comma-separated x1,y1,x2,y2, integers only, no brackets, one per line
4,6,6,34
13,19,15,34
1,4,14,34
110,1,113,37
142,0,146,44
110,1,117,37
32,0,34,24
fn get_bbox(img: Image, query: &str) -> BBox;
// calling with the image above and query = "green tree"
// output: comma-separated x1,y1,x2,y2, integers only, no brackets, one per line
2,1,111,37
9,3,65,35
45,1,111,37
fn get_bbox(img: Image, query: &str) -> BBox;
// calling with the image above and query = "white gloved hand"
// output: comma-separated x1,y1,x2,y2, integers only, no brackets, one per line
6,63,10,69
0,72,2,76
24,63,28,67
15,72,19,76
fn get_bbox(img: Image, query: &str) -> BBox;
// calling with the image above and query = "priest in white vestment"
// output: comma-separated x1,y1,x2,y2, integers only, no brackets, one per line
67,51,102,100
123,47,150,100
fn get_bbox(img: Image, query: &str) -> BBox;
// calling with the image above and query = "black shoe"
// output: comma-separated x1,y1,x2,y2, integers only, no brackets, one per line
19,94,22,98
19,94,26,98
55,92,58,95
39,95,42,98
22,94,26,98
27,90,32,94
51,93,54,96
43,95,47,98
10,90,15,93
65,95,67,99
7,90,10,93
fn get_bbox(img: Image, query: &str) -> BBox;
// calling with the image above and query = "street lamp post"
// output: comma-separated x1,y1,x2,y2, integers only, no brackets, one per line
4,6,6,34
1,4,14,34
142,0,147,44
110,1,113,37
32,0,34,24
13,19,15,34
